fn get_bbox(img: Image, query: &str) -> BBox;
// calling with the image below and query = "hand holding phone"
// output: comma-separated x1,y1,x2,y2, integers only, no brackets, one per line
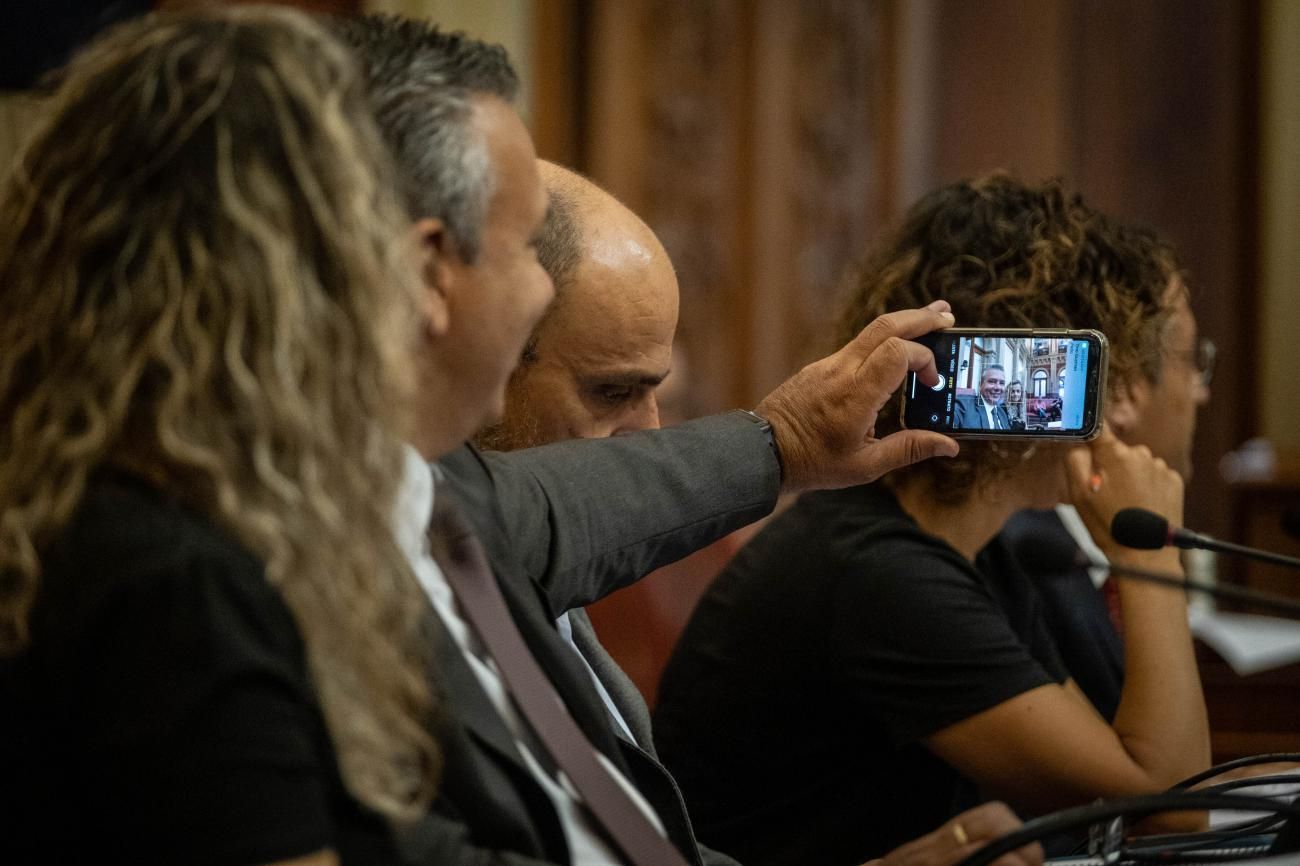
900,328,1108,440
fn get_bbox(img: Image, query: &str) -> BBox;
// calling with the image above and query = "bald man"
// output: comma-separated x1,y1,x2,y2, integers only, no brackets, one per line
475,163,745,864
476,161,681,744
477,161,679,451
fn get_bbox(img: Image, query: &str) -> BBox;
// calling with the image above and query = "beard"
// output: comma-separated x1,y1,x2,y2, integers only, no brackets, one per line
473,410,546,453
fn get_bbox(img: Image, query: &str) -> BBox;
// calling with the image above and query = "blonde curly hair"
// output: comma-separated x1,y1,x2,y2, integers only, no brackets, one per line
0,7,437,819
837,173,1182,504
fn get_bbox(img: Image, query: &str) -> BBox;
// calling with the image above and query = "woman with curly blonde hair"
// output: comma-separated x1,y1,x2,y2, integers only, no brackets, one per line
0,7,437,863
656,174,1210,866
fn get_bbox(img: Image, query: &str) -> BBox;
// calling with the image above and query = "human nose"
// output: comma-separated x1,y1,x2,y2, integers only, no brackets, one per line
615,395,661,434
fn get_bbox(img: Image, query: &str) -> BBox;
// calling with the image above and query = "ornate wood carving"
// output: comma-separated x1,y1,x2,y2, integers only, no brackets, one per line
783,0,886,367
633,0,747,414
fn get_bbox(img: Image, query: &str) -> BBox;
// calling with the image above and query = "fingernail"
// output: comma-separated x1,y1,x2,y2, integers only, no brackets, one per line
940,312,955,324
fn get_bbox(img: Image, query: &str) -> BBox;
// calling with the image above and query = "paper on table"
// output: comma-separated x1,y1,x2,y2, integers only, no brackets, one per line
1191,607,1300,676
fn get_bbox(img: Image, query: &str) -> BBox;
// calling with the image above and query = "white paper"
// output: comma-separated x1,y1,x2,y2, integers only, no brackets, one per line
1191,608,1300,676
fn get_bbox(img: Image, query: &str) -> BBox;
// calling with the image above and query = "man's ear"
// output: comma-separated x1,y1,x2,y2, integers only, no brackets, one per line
411,217,460,338
1106,377,1149,442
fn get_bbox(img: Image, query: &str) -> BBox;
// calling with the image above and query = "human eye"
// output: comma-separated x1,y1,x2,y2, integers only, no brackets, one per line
592,383,635,406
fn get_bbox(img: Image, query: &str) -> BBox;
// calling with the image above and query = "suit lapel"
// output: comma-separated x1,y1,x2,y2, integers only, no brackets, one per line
423,603,531,768
570,608,657,753
494,560,635,776
427,495,635,780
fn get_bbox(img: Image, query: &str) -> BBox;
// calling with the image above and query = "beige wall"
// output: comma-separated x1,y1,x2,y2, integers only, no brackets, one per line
365,0,533,119
1261,0,1300,450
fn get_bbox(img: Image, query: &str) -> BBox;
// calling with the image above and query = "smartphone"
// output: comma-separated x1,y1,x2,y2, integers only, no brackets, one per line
901,328,1108,440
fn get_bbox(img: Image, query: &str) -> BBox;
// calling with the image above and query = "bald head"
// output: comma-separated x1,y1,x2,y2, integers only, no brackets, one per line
475,161,680,450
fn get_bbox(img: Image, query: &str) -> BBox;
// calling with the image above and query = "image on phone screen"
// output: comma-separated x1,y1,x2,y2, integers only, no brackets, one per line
903,330,1105,438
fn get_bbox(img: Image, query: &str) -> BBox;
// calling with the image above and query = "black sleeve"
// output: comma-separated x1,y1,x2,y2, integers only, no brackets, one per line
828,540,1063,745
68,549,342,865
439,411,780,615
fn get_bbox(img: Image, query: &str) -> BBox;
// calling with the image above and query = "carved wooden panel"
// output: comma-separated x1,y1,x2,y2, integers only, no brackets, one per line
585,0,750,413
750,0,891,396
583,0,891,413
577,0,895,702
921,0,1257,540
1066,0,1257,543
554,0,1262,709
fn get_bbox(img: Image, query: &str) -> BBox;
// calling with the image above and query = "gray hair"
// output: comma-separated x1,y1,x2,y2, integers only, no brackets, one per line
328,14,518,261
981,364,1006,380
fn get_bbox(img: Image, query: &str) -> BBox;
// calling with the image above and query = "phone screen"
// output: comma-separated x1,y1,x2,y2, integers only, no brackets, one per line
903,331,1104,437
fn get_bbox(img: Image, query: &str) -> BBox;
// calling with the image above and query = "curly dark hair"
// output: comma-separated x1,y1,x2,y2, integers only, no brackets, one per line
838,173,1182,504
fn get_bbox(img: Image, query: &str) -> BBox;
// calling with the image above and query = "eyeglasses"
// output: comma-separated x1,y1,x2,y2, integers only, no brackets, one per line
1168,337,1216,387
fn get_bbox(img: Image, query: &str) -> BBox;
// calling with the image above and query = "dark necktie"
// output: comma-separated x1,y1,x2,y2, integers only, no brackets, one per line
430,497,690,866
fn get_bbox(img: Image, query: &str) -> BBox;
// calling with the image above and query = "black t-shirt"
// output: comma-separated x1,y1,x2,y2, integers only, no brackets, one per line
1001,508,1124,722
654,483,1068,866
0,477,401,865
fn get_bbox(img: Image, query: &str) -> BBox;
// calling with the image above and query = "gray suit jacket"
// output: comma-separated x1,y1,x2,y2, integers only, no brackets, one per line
417,411,773,865
566,609,656,752
953,394,1012,431
567,609,742,866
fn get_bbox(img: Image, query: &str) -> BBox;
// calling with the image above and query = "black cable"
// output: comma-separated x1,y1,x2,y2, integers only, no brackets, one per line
1123,812,1288,852
1064,776,1300,859
1124,823,1285,857
1063,786,1297,859
1085,763,1300,860
1171,754,1300,791
953,792,1300,866
1195,774,1300,796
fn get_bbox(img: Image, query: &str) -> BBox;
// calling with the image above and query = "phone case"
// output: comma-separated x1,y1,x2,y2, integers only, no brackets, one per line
900,327,1109,441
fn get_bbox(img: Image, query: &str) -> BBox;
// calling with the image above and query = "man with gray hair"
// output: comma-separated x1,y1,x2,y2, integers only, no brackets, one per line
954,364,1012,430
331,15,1038,866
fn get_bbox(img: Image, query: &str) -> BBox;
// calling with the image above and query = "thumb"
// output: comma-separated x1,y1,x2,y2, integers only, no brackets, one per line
855,430,959,483
1064,445,1095,501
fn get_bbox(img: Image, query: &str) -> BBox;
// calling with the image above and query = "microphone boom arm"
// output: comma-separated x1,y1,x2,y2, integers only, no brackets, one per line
1173,529,1300,571
1107,559,1300,620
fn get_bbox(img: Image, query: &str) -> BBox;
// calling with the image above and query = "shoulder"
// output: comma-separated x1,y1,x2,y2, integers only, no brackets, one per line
34,478,302,665
9,480,368,864
437,442,490,480
739,485,974,593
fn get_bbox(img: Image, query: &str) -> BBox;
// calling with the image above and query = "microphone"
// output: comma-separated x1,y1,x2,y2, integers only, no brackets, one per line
1110,507,1173,550
1111,508,1300,571
1015,532,1300,620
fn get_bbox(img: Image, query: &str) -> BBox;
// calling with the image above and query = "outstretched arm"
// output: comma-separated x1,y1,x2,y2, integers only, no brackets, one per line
441,303,960,614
